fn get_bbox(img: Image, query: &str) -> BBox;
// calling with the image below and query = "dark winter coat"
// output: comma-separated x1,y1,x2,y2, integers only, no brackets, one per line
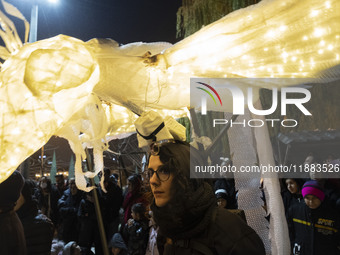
123,219,149,255
17,201,54,255
157,207,265,255
0,210,27,255
58,189,83,243
99,182,123,238
35,185,61,226
77,197,103,254
99,181,123,221
288,201,340,255
281,190,304,217
0,171,26,255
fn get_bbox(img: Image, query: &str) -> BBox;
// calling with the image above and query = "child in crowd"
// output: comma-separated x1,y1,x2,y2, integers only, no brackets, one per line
281,178,305,217
122,203,149,255
215,189,228,209
288,180,340,255
214,178,238,209
109,233,127,255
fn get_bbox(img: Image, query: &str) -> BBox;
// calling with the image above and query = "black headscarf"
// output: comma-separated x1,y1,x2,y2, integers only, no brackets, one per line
0,171,24,210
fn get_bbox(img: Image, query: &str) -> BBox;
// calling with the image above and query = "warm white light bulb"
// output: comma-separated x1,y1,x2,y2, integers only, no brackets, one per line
310,10,319,17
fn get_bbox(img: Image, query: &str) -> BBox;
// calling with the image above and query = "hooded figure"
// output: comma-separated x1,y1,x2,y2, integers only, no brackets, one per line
0,170,27,255
109,233,128,255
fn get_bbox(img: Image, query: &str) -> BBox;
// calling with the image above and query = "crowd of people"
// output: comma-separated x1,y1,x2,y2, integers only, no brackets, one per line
1,141,339,255
0,142,266,255
280,154,340,255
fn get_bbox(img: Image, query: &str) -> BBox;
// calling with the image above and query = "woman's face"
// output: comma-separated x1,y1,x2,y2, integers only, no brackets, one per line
127,181,133,193
285,179,299,194
148,155,174,207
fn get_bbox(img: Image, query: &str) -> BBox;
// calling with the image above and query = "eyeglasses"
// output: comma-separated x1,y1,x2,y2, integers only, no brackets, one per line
147,164,171,182
150,139,176,156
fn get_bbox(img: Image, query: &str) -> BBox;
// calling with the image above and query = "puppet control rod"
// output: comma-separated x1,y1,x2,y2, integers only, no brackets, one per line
85,148,110,255
80,100,144,254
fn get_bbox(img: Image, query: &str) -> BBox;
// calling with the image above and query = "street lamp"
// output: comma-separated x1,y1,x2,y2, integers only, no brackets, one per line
28,0,59,43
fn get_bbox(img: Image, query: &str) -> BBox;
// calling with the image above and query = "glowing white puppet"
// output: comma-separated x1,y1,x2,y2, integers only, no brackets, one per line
0,0,339,254
1,0,339,187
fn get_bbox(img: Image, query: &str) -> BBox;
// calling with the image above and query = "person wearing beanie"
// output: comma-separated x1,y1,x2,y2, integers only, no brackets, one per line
215,189,228,208
215,189,247,223
288,180,340,255
214,178,238,209
301,180,325,209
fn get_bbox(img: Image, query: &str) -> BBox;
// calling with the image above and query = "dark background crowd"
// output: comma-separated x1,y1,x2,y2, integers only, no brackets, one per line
280,153,340,255
1,152,339,255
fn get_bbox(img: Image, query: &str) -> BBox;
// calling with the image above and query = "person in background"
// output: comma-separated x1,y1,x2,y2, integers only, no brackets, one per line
58,178,83,243
0,170,26,255
14,178,54,255
108,233,127,255
99,168,123,240
281,178,305,217
122,174,148,225
54,173,67,239
288,180,340,255
214,177,238,209
35,176,61,228
122,203,149,255
77,191,102,255
215,189,229,209
55,174,67,197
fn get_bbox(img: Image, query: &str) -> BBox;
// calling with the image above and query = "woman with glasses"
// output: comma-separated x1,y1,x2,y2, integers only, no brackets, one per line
147,140,266,255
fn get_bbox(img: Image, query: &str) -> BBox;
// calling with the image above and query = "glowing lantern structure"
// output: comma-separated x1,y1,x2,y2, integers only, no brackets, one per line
0,0,338,185
0,0,339,186
0,0,339,253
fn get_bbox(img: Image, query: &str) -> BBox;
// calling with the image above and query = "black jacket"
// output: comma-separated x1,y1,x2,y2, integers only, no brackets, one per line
158,207,265,255
288,201,340,255
281,190,304,218
58,189,83,243
35,185,61,225
0,210,27,255
17,201,54,255
123,219,149,255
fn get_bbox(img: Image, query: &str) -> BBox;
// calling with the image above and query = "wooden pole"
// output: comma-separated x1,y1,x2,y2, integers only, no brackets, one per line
85,148,110,255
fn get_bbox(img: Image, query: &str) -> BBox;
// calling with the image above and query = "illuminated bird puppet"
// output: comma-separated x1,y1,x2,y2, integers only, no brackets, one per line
0,0,339,187
0,0,339,253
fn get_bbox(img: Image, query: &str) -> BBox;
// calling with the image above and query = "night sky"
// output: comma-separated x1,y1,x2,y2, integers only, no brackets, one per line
4,0,182,45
